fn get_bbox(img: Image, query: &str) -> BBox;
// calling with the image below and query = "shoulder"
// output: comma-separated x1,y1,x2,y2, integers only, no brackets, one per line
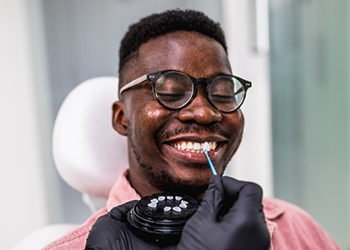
262,198,341,250
263,197,331,229
42,208,108,250
263,197,325,231
263,197,312,220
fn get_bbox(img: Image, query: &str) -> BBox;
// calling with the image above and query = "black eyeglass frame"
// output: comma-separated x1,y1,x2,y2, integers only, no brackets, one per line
119,69,252,113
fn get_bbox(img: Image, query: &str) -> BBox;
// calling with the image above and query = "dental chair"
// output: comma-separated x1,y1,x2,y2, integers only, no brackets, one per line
13,77,128,249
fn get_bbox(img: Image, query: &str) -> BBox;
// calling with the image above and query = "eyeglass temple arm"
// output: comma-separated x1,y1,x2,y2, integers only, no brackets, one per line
235,87,244,95
119,74,148,95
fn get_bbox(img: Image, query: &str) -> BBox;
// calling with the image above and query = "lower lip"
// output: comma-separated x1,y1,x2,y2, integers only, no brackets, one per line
163,143,222,163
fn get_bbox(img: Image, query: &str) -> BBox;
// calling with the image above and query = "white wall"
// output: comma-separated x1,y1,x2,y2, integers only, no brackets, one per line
0,0,50,249
222,0,274,197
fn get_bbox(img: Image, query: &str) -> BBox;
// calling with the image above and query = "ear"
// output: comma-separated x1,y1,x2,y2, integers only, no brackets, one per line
112,101,128,136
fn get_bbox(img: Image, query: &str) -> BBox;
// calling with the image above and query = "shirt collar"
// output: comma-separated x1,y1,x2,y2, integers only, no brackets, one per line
106,168,140,211
263,197,285,220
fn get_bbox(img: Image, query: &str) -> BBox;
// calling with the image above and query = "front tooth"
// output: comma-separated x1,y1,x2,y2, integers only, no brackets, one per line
194,142,201,150
178,141,213,151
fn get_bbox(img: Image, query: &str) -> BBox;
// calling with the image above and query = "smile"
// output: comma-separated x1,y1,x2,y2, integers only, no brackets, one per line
169,141,218,153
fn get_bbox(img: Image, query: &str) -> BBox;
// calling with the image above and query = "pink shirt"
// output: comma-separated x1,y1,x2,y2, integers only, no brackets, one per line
43,169,341,250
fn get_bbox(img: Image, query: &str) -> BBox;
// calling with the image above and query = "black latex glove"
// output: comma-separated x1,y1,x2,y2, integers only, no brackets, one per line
85,200,175,250
177,175,270,250
85,176,270,250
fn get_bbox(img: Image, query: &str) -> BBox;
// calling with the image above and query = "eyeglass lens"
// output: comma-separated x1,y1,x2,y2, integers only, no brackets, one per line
154,71,244,112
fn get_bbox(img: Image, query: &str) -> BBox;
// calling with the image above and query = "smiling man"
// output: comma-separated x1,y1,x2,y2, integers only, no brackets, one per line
114,29,245,200
43,9,341,250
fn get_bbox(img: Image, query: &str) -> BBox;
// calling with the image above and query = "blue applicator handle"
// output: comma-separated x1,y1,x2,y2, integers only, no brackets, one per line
204,150,217,175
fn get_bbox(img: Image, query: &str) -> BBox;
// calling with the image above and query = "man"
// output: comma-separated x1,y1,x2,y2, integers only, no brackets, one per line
43,9,341,250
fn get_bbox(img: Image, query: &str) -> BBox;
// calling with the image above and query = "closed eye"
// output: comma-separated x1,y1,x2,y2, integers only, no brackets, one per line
212,95,235,103
157,93,186,102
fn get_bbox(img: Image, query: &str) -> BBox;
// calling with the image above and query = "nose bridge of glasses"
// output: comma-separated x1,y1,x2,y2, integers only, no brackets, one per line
187,82,216,110
177,86,222,124
195,77,219,103
190,76,211,87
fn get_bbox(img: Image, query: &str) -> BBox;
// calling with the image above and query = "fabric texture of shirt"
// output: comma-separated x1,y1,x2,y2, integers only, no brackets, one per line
42,169,341,250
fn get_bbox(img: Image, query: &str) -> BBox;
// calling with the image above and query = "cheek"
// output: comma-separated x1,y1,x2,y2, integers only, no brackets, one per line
141,105,166,128
225,110,245,134
235,110,245,132
131,103,170,139
147,108,162,119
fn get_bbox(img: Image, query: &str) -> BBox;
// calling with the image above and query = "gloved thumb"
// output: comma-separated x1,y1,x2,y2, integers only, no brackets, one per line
108,200,138,222
192,175,225,220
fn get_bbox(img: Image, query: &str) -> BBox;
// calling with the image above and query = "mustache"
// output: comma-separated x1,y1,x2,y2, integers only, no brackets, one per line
159,123,232,140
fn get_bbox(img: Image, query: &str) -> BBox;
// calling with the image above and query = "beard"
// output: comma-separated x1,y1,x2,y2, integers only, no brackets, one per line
138,161,209,199
127,121,235,200
128,128,216,200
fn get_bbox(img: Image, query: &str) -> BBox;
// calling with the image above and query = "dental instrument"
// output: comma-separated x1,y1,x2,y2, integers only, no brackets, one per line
203,142,217,175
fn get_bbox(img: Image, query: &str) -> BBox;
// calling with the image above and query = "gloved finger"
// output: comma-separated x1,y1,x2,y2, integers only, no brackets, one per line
221,177,263,222
221,176,263,205
108,200,138,221
191,175,225,220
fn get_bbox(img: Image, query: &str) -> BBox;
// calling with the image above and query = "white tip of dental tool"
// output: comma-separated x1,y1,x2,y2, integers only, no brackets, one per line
203,142,210,152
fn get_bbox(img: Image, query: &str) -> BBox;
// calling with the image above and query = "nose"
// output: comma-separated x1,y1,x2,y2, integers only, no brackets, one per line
177,88,222,125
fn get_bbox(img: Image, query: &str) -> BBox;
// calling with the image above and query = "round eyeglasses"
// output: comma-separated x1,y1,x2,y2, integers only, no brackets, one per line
119,70,252,113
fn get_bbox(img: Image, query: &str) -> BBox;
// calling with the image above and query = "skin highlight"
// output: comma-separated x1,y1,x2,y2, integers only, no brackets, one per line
113,31,244,200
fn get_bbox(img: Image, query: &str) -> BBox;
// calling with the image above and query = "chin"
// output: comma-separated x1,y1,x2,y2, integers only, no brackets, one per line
148,167,211,200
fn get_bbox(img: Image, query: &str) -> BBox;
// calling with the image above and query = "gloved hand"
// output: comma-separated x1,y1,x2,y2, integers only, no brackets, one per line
177,175,270,250
85,176,270,250
85,200,173,250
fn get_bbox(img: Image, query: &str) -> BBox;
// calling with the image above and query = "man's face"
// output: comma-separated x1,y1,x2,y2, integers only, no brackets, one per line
114,31,244,199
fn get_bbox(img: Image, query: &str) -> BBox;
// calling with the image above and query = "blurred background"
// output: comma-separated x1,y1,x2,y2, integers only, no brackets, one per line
1,0,349,249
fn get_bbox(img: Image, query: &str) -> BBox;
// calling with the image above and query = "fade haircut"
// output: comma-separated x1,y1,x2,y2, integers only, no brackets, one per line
118,9,228,87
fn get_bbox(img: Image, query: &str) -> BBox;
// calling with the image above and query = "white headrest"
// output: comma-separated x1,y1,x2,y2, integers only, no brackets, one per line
53,77,128,199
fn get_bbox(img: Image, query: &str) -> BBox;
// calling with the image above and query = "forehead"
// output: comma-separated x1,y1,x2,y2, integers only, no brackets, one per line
135,31,231,78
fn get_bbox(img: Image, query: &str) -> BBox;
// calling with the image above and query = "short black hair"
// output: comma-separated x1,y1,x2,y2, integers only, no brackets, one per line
118,9,227,84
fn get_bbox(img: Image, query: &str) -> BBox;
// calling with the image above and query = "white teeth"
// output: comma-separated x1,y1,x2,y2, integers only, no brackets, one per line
171,141,218,152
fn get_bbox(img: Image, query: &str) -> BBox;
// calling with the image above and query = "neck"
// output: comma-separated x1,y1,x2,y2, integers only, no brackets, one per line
127,167,207,200
128,167,163,198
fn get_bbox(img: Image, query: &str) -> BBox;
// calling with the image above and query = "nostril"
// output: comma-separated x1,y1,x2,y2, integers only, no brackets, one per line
177,101,222,124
